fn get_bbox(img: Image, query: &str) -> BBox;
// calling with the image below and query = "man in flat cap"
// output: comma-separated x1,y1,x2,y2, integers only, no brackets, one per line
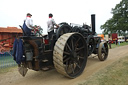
23,13,35,36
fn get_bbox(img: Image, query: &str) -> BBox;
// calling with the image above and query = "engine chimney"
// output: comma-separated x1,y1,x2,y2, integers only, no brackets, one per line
91,14,96,35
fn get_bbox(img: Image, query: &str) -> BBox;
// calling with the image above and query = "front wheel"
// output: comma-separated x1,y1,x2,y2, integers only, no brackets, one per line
98,42,109,61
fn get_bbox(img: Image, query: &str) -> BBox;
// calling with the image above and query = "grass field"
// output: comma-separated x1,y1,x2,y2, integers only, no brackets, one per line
0,65,17,73
78,42,128,85
0,55,17,74
78,56,128,85
111,42,128,48
0,55,16,68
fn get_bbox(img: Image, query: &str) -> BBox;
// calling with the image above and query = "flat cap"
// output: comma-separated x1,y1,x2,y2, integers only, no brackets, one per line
27,13,32,16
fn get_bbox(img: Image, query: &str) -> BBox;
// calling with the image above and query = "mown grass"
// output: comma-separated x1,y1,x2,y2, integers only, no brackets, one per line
0,56,16,67
78,56,128,85
111,42,128,48
0,66,17,74
0,56,13,61
0,55,17,74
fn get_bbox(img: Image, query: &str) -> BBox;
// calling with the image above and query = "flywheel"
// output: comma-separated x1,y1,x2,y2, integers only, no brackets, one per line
56,23,71,39
86,35,95,56
53,33,88,78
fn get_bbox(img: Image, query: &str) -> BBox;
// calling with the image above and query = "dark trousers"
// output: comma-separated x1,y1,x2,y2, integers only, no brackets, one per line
48,30,54,40
23,21,31,36
109,43,111,49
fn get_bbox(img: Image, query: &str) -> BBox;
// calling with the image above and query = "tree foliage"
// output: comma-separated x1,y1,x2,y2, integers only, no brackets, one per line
101,0,128,35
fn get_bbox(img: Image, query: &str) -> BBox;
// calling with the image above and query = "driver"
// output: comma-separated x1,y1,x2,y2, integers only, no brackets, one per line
23,13,36,36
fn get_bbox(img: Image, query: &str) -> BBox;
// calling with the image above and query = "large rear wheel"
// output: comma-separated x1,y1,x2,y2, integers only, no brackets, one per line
53,33,88,78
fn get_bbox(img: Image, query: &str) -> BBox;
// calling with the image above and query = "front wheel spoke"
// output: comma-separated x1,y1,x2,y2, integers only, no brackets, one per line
101,53,105,58
102,47,107,54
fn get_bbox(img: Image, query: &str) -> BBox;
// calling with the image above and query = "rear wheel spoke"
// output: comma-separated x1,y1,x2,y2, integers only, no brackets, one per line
66,43,72,52
63,57,70,62
71,63,75,74
64,51,70,55
71,37,74,51
65,61,69,70
74,61,81,69
78,55,84,60
76,46,85,51
75,37,80,45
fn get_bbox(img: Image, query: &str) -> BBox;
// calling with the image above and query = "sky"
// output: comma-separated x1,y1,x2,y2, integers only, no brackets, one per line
0,0,122,34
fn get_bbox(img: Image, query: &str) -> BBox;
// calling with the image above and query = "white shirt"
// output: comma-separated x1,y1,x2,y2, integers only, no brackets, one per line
47,18,56,32
25,17,33,29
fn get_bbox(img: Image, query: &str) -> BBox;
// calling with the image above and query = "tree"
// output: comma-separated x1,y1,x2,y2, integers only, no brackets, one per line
101,0,128,35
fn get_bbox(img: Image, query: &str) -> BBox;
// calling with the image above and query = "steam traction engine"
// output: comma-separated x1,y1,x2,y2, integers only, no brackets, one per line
16,14,109,78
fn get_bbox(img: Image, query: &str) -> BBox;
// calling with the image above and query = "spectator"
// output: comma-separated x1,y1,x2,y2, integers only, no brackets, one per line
108,38,111,49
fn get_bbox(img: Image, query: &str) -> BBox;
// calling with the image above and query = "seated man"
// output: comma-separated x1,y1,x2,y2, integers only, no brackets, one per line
23,13,36,36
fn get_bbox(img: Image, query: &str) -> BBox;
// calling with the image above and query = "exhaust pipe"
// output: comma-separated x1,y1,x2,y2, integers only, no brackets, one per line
91,14,96,35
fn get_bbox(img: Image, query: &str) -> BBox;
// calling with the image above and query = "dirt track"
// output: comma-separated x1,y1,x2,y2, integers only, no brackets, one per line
0,45,128,85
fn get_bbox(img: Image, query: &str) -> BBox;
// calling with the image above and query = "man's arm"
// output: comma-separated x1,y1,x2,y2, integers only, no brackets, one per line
52,19,59,28
55,24,59,28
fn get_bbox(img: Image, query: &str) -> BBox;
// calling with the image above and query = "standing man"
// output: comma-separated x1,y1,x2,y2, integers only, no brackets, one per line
47,13,59,40
23,13,34,36
108,38,111,49
115,38,118,45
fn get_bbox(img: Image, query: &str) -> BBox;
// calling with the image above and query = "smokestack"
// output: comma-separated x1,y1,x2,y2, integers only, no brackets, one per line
91,14,95,35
